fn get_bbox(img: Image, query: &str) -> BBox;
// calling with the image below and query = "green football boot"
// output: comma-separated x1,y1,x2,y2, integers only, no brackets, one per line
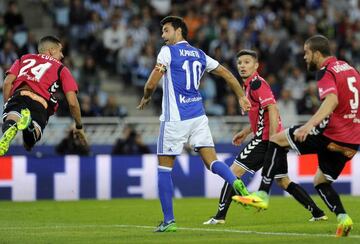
233,179,249,196
17,108,31,131
232,190,269,210
0,109,32,156
336,214,353,237
154,220,177,232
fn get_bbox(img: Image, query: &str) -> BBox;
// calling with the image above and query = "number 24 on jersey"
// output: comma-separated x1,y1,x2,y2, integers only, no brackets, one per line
18,58,52,82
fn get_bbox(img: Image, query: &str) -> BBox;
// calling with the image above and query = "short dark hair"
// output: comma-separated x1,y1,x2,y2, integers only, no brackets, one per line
38,35,61,53
236,49,258,60
305,35,331,57
160,16,188,39
39,35,61,46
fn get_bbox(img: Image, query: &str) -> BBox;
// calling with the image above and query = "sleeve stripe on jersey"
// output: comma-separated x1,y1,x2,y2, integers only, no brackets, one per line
320,87,337,97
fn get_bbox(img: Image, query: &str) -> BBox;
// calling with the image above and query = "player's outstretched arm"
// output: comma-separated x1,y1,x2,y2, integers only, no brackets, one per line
232,125,252,146
210,64,251,112
267,104,280,137
3,74,16,103
137,65,164,110
294,93,338,142
65,91,88,147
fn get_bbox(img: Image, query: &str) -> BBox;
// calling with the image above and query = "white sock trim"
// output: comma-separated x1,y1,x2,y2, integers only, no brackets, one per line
158,165,172,171
209,160,221,172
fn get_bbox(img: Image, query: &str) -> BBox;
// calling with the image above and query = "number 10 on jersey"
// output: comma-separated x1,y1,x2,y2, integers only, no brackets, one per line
182,60,202,90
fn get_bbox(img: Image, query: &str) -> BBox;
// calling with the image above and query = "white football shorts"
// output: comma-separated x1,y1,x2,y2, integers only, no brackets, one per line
157,115,215,155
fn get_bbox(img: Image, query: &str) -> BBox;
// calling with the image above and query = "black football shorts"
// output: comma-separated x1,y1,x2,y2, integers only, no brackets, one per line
286,125,359,181
234,138,288,177
3,91,49,134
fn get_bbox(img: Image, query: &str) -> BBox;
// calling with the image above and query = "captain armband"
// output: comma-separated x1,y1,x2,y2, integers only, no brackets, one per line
154,63,167,73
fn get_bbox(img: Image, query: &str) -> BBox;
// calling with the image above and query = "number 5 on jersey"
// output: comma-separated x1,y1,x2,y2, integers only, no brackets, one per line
347,76,359,110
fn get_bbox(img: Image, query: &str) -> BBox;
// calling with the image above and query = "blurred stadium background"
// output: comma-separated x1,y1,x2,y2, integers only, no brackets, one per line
0,0,359,155
1,0,360,242
0,0,360,200
0,0,359,190
0,0,358,194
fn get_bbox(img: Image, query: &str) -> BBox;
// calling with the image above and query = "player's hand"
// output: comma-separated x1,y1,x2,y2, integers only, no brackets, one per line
137,97,151,110
73,127,89,148
293,124,313,142
239,97,251,113
232,130,248,146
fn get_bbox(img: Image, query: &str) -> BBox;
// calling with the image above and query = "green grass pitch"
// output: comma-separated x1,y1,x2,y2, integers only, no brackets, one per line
0,196,359,243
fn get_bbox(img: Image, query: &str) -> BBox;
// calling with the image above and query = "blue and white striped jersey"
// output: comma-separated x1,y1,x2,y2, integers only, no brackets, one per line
157,41,219,121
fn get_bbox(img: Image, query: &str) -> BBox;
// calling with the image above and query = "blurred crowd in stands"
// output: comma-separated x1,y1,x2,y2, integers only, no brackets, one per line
55,123,150,155
0,0,360,120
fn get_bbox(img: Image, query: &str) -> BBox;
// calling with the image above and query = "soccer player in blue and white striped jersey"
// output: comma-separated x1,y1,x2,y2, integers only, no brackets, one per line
137,16,251,232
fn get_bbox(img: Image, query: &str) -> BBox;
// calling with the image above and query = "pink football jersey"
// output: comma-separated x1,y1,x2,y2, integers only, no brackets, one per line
7,53,78,112
317,57,360,144
244,72,282,140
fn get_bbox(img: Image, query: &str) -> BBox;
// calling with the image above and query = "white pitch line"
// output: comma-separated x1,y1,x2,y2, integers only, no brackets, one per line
0,224,359,239
117,225,360,239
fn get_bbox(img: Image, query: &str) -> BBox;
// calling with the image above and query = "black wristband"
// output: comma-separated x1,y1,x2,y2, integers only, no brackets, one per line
76,124,83,130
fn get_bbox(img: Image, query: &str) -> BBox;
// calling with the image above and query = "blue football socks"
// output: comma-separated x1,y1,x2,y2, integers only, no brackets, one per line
210,160,236,185
158,166,175,223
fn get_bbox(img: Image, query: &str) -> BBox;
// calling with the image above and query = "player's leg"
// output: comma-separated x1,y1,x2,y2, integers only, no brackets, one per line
217,163,247,218
314,169,352,237
0,114,20,156
190,116,248,196
154,155,177,232
204,163,246,225
233,131,291,209
275,176,327,221
20,97,49,152
199,147,249,196
270,145,327,221
0,95,32,155
233,126,323,209
21,106,46,151
22,120,42,151
314,169,345,214
154,120,187,232
204,139,268,224
258,130,290,193
288,133,356,236
313,147,356,237
261,124,325,194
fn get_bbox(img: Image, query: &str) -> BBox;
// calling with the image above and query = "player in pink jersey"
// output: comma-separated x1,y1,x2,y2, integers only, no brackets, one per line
0,36,87,155
234,35,360,237
203,49,326,225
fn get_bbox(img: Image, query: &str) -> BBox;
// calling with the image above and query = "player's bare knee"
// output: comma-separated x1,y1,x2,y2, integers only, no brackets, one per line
313,169,329,186
158,155,175,168
198,147,218,169
230,163,245,177
269,133,282,144
313,175,329,186
269,131,290,147
204,163,211,170
5,114,19,122
275,177,291,189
